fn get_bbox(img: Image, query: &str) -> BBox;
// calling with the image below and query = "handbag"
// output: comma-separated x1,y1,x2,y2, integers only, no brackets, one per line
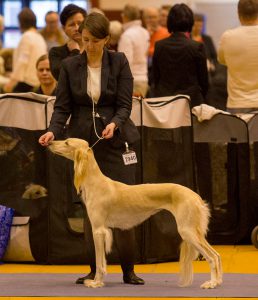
0,205,14,260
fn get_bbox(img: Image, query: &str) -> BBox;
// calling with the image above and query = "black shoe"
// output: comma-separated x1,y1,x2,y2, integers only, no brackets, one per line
123,271,145,285
75,271,95,284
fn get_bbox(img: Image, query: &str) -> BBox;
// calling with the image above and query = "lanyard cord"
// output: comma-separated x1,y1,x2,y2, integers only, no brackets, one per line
92,99,104,140
88,66,104,148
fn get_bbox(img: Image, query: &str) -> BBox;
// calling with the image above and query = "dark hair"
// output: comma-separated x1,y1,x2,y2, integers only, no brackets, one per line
18,7,37,30
238,0,258,21
80,12,110,39
167,4,194,33
60,4,87,26
36,54,49,69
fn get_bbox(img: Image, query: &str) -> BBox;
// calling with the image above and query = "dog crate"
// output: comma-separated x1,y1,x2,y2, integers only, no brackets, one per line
131,95,194,262
247,113,258,248
0,93,87,264
193,113,252,244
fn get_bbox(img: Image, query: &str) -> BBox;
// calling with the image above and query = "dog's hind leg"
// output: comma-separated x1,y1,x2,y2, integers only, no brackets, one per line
200,239,223,287
183,233,222,289
84,227,107,288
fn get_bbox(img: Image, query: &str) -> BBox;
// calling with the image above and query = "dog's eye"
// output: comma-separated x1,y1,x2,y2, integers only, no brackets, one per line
65,141,69,146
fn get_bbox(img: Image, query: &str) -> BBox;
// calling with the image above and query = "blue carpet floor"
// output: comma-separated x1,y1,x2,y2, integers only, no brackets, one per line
0,273,257,297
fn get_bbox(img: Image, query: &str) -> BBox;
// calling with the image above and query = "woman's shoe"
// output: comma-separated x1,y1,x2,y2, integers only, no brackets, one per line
123,271,145,285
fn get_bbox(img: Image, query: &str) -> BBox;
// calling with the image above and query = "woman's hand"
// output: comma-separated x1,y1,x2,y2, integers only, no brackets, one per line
102,122,116,139
38,132,55,146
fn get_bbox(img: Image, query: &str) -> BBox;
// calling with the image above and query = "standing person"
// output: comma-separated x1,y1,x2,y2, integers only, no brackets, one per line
34,54,56,96
39,11,66,51
192,14,217,74
142,7,169,86
38,12,144,286
3,8,47,93
118,4,149,97
159,5,171,28
49,4,87,81
151,4,209,107
218,0,258,113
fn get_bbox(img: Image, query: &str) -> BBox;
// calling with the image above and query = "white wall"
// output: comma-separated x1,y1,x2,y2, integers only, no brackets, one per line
99,0,239,49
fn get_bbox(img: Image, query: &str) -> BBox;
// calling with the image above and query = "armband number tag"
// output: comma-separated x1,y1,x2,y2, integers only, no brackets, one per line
122,151,137,165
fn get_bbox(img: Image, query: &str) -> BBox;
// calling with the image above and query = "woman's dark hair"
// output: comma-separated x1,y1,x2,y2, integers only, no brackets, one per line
18,7,37,30
60,4,87,26
167,3,194,33
80,12,110,39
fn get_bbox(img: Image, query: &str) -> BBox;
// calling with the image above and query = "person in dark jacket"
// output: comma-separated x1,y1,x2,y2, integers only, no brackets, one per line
151,3,209,107
39,12,144,286
49,4,87,80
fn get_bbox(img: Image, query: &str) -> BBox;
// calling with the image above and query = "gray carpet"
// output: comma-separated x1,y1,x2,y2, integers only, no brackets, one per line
0,273,257,297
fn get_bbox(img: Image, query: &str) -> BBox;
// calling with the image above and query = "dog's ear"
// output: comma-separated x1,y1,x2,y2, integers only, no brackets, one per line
74,148,88,194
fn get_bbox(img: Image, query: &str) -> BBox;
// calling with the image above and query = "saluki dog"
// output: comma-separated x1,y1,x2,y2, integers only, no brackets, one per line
48,138,222,289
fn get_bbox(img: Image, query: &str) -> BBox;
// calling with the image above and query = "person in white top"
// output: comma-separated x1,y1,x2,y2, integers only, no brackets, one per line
3,8,47,93
218,0,258,113
118,4,149,97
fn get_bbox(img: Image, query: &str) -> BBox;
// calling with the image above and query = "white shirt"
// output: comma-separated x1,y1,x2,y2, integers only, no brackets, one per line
118,20,149,82
218,25,258,108
11,29,47,86
87,66,101,104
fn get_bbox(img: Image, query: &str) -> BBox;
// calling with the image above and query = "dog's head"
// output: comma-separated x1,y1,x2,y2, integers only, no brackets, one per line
48,138,91,193
48,138,89,161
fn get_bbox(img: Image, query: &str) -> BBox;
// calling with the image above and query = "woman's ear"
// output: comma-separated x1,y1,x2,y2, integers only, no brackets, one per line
74,148,88,194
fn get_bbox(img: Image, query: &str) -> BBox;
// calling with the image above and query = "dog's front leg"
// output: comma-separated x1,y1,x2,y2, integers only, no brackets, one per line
84,228,106,288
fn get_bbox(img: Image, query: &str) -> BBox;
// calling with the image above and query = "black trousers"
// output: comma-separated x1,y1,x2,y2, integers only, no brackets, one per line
69,134,137,274
83,205,135,273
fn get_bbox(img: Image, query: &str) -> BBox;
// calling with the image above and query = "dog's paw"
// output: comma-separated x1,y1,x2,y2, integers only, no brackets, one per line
200,280,219,289
84,279,104,288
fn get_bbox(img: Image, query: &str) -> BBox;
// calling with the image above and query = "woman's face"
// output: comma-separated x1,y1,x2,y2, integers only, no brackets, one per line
63,12,84,42
82,28,108,58
37,59,56,86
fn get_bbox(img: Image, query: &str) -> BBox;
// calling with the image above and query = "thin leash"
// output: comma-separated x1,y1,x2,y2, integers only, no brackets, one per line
90,136,104,149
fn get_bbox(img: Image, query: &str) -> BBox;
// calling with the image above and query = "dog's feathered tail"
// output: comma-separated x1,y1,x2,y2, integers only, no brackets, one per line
178,200,210,287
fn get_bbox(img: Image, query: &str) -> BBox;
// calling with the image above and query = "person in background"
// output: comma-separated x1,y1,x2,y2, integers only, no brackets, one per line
108,20,123,51
159,5,171,27
151,4,209,107
34,54,56,96
142,7,169,86
38,12,145,286
118,4,149,97
3,8,47,93
49,4,87,81
218,0,258,113
192,14,217,74
39,11,67,51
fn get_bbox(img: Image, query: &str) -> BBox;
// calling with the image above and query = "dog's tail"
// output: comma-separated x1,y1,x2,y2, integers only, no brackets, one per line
178,199,210,287
178,240,198,287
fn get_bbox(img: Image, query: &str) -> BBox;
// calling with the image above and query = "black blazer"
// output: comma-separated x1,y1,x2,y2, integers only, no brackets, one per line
48,49,139,146
49,44,80,81
151,32,209,107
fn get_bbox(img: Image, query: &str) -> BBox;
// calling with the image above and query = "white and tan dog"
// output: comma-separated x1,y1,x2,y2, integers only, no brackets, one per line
48,138,222,289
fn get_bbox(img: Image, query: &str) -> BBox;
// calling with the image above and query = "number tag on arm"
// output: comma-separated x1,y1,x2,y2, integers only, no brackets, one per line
122,150,137,165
